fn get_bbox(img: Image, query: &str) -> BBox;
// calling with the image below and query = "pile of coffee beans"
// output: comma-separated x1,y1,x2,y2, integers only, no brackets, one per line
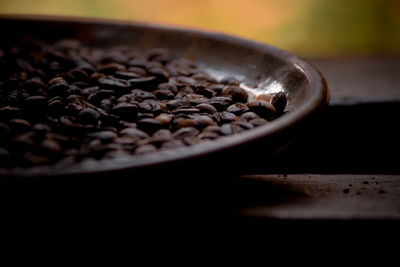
0,38,287,169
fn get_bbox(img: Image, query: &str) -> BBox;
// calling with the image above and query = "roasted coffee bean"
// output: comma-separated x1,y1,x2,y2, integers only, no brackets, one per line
89,131,118,144
68,85,83,95
155,113,174,125
161,139,185,150
78,108,100,125
176,86,194,99
198,131,219,140
111,103,138,121
47,98,65,117
129,76,158,91
120,127,149,139
172,127,199,139
48,82,69,98
98,62,126,74
220,77,240,85
33,123,51,135
203,125,222,134
137,113,155,120
88,89,114,105
0,122,11,142
158,82,178,94
221,85,248,102
99,98,114,112
227,102,249,115
271,91,287,113
138,99,163,114
99,77,131,94
137,118,165,134
256,93,273,102
166,99,191,110
9,119,32,133
128,66,146,77
220,111,237,123
208,96,232,111
147,67,169,83
134,144,157,154
249,118,269,127
82,86,100,96
172,117,195,129
172,108,200,114
130,89,156,101
247,100,276,118
38,139,63,156
24,96,47,112
233,121,254,130
154,88,174,100
221,123,234,135
183,94,208,105
196,103,218,114
149,129,173,146
114,71,140,80
193,115,215,129
240,111,259,121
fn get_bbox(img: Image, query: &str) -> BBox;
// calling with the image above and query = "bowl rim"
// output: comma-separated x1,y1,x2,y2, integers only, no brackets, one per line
0,14,330,177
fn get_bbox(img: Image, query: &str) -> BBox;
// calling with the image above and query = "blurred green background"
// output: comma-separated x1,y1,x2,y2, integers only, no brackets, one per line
1,0,399,57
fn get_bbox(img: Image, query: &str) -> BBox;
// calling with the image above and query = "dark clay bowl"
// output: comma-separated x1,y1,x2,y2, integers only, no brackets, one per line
0,15,329,181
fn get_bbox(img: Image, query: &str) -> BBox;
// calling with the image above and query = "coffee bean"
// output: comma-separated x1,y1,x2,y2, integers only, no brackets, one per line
120,127,149,139
138,99,163,114
221,85,248,102
78,108,100,125
99,77,131,94
227,102,249,115
134,144,157,154
256,93,273,102
193,115,215,129
158,82,178,94
98,62,126,74
154,88,174,100
114,71,140,80
247,100,276,118
9,118,32,133
137,118,164,134
172,127,199,139
220,111,237,123
161,140,185,150
130,89,156,101
166,99,191,110
128,66,146,77
89,131,117,144
196,103,218,114
24,95,48,112
47,98,65,117
271,92,287,113
111,103,138,121
48,82,69,98
172,117,195,129
99,98,114,112
33,123,51,135
240,112,259,121
155,113,174,125
208,96,232,111
129,76,158,91
249,118,269,127
172,108,200,114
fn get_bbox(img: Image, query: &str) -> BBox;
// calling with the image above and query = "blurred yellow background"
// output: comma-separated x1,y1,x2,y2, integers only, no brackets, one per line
1,0,399,57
